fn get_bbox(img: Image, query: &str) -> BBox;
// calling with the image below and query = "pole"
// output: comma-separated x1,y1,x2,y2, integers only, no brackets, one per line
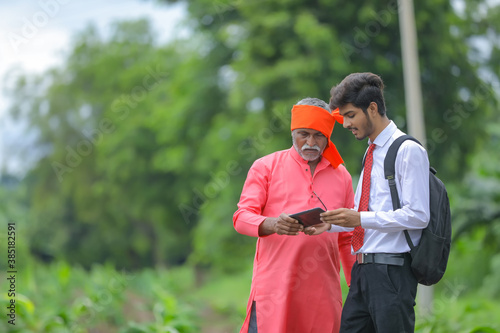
398,0,433,317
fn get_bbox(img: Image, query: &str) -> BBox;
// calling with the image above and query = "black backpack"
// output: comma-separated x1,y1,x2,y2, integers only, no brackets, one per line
385,135,452,285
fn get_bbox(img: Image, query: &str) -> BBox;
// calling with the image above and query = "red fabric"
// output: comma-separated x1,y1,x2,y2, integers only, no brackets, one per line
291,105,344,168
352,144,376,252
234,148,356,333
332,108,344,124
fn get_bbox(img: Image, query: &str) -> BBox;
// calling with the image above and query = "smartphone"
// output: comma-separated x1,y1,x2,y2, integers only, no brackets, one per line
289,207,325,227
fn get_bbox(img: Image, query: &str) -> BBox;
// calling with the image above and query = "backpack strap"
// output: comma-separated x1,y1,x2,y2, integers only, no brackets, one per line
384,134,422,251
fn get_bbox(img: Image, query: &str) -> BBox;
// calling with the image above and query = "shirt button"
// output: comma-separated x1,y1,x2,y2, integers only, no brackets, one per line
311,195,313,198
305,169,308,171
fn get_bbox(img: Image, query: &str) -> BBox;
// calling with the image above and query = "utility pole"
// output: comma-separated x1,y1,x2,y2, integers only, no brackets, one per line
398,0,433,317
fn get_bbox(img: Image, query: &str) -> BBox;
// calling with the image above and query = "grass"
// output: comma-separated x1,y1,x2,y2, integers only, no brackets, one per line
1,259,500,333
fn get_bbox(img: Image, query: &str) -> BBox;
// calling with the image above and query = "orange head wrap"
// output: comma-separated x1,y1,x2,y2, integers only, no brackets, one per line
291,105,344,168
331,108,344,124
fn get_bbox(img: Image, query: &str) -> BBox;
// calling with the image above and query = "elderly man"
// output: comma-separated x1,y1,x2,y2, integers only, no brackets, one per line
233,97,356,333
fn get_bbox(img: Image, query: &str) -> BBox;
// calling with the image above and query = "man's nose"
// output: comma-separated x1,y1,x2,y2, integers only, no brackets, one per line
343,118,350,128
306,136,316,146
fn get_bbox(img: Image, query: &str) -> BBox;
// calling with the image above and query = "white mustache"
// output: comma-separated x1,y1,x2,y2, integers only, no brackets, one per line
302,144,321,152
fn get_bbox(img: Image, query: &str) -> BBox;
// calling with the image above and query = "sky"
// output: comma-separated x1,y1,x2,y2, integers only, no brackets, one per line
0,0,187,176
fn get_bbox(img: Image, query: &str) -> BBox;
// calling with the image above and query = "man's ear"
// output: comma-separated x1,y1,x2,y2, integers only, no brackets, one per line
368,102,378,116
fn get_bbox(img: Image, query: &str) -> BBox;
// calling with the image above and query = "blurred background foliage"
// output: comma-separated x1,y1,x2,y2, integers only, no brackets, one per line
1,0,500,331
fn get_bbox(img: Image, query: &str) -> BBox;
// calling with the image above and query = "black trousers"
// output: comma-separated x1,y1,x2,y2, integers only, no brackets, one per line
340,255,418,333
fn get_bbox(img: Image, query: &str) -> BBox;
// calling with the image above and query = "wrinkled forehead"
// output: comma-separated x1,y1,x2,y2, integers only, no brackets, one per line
292,128,325,136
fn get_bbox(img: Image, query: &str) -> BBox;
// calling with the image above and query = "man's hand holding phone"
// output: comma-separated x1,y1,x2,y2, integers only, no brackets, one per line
259,213,304,236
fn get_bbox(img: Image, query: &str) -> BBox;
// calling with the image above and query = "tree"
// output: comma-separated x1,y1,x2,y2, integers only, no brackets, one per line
162,0,498,271
7,19,230,268
7,0,499,273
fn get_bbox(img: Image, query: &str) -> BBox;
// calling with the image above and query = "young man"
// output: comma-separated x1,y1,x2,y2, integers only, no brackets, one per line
233,98,355,333
320,73,430,332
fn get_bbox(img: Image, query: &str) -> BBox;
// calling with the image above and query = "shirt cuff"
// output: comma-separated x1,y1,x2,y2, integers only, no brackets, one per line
328,224,354,233
360,211,377,229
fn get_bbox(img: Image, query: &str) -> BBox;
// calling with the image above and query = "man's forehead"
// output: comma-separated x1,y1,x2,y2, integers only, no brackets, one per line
294,128,324,135
338,103,359,115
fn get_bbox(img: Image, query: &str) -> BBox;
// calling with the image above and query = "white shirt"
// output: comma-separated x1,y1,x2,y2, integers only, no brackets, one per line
329,121,430,254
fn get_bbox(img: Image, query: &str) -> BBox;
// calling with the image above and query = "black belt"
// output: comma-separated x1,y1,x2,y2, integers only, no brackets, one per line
356,253,407,266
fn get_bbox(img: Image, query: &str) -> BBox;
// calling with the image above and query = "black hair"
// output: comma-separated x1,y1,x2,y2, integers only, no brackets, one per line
329,72,386,116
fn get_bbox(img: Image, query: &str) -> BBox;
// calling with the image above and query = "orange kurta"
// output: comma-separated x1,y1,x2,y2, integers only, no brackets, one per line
234,147,355,333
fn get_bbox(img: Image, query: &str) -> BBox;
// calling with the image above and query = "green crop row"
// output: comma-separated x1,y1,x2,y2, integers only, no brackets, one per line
1,262,199,332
